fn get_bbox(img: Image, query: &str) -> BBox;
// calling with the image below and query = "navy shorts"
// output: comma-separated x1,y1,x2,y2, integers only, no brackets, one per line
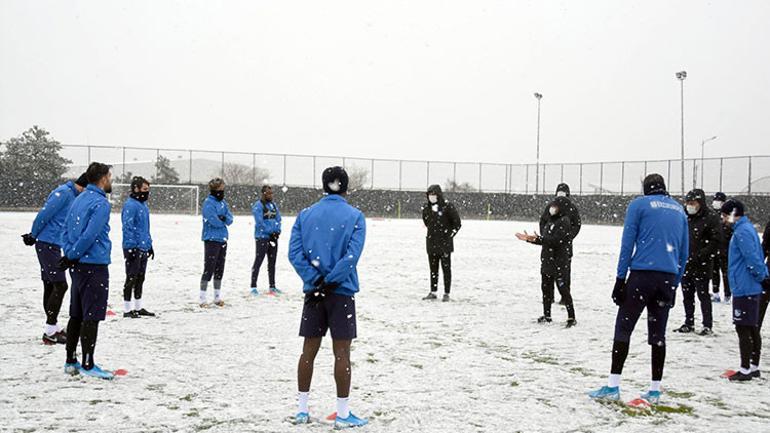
70,264,110,321
123,248,149,276
35,241,66,283
299,293,357,340
732,295,760,327
614,270,676,346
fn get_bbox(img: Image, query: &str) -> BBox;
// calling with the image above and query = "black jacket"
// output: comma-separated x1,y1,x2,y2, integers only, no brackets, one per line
683,189,721,279
422,185,462,255
762,220,769,261
539,183,581,257
532,197,573,277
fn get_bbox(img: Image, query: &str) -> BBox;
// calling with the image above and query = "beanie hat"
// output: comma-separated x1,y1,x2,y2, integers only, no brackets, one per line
713,192,727,202
720,199,745,217
642,174,667,196
322,166,349,195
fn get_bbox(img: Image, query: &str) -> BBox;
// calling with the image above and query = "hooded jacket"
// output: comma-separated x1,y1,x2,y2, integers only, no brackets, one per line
683,189,721,279
728,216,769,297
62,184,112,265
532,196,573,277
422,185,462,255
539,183,581,257
30,181,80,247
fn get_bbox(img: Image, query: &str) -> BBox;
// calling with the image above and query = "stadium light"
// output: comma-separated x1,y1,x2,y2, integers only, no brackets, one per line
676,71,687,196
534,92,543,194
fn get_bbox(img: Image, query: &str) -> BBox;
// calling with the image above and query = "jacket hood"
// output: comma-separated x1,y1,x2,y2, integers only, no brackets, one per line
427,184,445,202
555,183,571,197
685,188,708,215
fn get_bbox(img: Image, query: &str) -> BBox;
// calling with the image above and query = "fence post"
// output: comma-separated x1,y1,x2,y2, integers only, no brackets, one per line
478,163,482,193
692,158,697,190
87,145,91,164
427,161,430,188
156,149,160,180
252,153,256,185
221,152,225,178
748,156,752,195
719,158,723,192
579,163,583,195
504,164,509,193
282,154,287,186
667,159,671,192
398,160,402,191
313,156,317,189
560,164,564,183
542,165,546,195
599,162,604,195
122,147,125,180
370,159,374,189
525,164,529,194
620,161,625,195
453,162,457,186
644,161,647,177
188,150,193,184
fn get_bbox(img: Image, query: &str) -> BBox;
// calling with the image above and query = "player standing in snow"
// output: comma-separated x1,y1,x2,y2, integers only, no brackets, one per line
719,199,770,381
711,192,732,302
250,184,281,296
21,173,88,344
589,174,688,404
761,219,770,331
121,176,155,318
673,189,720,335
516,196,577,327
421,184,462,302
59,162,115,379
539,183,581,305
199,178,233,307
289,166,368,429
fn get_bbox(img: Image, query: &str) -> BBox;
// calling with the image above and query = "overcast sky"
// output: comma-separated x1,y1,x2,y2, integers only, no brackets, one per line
1,0,769,165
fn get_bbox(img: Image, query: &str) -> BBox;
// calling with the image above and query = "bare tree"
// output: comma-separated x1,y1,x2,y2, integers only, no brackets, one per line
346,166,369,191
445,178,475,192
217,162,271,185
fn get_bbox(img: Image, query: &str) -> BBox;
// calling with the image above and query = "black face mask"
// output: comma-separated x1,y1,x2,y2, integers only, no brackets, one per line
131,191,150,202
211,190,225,201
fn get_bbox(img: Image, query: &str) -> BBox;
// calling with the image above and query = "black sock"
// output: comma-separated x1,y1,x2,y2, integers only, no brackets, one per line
80,321,99,370
45,281,68,326
651,344,666,381
736,325,753,370
65,318,82,364
610,340,630,375
750,326,761,367
124,275,137,302
43,281,53,313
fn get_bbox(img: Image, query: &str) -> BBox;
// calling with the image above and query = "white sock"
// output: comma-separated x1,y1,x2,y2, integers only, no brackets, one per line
134,298,143,310
214,289,221,301
740,367,751,375
199,290,207,303
608,374,621,388
44,324,58,336
750,364,760,372
649,380,661,392
336,397,350,419
298,392,309,414
124,301,133,312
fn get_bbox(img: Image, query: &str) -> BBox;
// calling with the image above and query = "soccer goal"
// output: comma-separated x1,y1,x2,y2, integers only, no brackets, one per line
111,183,200,215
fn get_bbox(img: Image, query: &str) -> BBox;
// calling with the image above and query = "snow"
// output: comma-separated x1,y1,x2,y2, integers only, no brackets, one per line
1,211,768,432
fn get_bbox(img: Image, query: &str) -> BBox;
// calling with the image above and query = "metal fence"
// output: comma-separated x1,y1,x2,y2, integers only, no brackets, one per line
55,144,770,195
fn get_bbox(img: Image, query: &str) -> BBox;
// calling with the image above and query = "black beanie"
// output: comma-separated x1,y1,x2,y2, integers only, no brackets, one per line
75,173,89,188
322,166,348,195
713,192,727,202
642,173,667,196
720,199,745,217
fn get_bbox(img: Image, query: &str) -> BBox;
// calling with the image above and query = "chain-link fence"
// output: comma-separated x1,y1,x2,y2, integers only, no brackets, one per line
56,144,770,195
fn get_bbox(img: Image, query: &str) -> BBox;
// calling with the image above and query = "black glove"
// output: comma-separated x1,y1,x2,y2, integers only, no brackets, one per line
148,248,155,260
270,232,280,242
612,278,626,306
22,233,36,246
304,277,340,305
57,256,79,271
762,278,770,292
218,215,227,222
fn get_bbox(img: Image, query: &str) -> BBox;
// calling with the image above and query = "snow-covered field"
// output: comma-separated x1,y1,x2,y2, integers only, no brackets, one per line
0,211,768,433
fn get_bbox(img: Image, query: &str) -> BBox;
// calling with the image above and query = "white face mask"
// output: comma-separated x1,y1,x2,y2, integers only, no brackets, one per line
686,205,698,215
712,200,723,210
556,191,567,197
549,206,558,216
428,194,438,204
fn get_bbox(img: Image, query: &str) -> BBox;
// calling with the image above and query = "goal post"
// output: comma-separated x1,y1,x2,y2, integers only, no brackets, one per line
111,183,200,215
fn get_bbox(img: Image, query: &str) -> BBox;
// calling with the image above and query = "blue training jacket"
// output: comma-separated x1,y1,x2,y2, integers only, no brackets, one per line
201,195,233,242
252,200,282,239
62,184,112,265
616,194,689,285
728,217,769,298
122,197,153,251
30,181,80,247
289,195,366,296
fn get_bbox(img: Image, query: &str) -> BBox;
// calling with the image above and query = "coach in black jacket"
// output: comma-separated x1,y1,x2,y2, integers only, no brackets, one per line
540,183,582,304
421,185,462,301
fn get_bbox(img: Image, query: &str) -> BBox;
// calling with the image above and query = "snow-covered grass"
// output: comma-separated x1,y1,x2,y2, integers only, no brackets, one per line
0,211,767,433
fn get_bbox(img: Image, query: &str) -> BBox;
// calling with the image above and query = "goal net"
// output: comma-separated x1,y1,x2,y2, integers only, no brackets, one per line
111,183,200,215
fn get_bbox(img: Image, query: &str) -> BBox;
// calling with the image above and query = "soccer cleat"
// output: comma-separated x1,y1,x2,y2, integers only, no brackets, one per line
442,294,450,302
213,299,225,307
123,311,140,319
712,293,721,303
422,292,437,300
79,364,114,380
43,331,67,345
537,316,552,324
698,327,713,336
334,412,368,429
64,361,81,375
294,412,310,425
673,324,694,333
136,308,155,317
750,370,761,379
269,287,283,295
199,302,209,308
250,287,259,296
566,318,577,328
639,390,661,405
728,371,753,382
588,386,620,401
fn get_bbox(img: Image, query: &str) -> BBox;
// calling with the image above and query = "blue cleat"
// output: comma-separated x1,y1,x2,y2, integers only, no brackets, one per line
334,412,368,429
250,287,259,296
294,412,310,425
64,362,81,375
269,287,283,295
79,364,114,380
639,390,661,405
588,386,620,401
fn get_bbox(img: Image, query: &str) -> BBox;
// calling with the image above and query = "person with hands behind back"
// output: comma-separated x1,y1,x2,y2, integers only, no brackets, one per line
199,178,233,308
